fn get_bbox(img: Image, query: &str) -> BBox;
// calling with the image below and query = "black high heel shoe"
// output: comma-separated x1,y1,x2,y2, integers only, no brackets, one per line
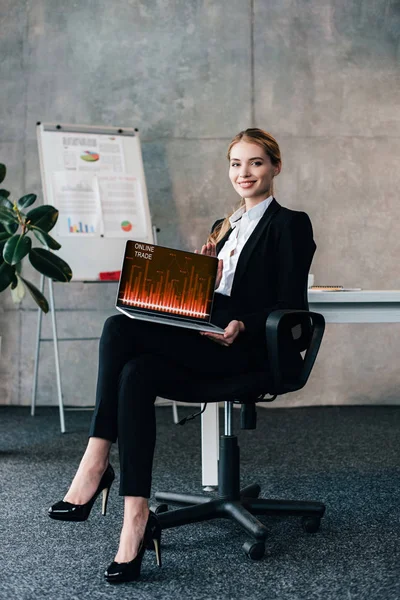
48,464,115,522
104,511,162,584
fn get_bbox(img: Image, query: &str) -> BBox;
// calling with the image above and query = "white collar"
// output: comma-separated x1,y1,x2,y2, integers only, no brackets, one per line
229,195,273,228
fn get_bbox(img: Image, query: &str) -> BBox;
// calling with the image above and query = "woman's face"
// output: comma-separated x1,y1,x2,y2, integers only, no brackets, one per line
228,141,280,205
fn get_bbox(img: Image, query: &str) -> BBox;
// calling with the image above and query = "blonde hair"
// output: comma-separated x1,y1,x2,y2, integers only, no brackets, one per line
208,128,282,245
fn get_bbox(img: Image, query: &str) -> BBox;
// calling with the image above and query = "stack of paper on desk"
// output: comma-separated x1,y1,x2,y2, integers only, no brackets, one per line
310,286,362,292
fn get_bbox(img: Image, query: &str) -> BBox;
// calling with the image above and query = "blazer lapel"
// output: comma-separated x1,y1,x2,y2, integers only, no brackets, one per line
230,198,281,295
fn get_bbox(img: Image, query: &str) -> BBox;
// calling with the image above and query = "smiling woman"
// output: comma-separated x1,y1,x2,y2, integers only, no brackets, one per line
230,134,281,201
48,127,316,586
208,128,282,246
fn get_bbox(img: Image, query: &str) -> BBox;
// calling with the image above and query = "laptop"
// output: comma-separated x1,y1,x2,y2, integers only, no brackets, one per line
115,240,225,333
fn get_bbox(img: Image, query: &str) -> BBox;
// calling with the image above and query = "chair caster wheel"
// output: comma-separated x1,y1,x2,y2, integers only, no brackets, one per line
243,540,265,560
154,503,169,515
301,516,321,533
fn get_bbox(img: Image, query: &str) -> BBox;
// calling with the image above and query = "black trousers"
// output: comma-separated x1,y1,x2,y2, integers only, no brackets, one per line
89,294,266,497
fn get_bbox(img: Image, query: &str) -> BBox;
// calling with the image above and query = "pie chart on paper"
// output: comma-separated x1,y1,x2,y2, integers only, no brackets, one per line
80,151,100,162
121,221,133,232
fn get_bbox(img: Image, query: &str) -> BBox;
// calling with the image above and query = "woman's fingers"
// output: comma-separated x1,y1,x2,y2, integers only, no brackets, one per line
200,321,241,347
200,331,230,346
196,243,217,256
222,321,241,344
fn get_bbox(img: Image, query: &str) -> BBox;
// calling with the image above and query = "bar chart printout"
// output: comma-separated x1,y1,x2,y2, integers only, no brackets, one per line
118,241,218,320
67,218,95,233
52,171,102,237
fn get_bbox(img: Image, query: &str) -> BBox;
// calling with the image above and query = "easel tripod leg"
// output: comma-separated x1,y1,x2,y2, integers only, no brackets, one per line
48,278,65,434
31,274,45,417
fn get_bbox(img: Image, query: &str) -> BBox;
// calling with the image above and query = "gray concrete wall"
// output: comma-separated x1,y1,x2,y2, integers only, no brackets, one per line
1,0,399,407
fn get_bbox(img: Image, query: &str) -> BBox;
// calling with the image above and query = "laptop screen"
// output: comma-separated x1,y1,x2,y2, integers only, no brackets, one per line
117,240,218,322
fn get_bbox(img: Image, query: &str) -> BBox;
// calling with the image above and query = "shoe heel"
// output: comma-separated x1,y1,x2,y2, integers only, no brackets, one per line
102,486,111,516
153,537,162,568
145,511,162,566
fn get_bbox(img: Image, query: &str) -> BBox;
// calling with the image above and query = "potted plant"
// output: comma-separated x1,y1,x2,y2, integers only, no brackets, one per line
0,162,72,312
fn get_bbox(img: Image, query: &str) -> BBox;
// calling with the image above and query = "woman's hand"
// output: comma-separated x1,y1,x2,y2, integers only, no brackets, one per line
195,242,223,289
200,320,245,346
197,242,217,257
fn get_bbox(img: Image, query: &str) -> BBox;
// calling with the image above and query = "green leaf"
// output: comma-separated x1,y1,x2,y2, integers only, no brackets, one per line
0,195,13,209
5,222,19,234
33,228,61,250
0,189,10,198
0,231,11,242
3,233,32,265
29,247,72,282
20,276,49,313
26,205,58,233
0,205,18,224
0,261,15,292
17,193,37,210
0,164,6,185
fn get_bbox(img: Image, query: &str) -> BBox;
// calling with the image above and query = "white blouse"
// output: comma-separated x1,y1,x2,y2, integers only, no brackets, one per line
215,196,273,296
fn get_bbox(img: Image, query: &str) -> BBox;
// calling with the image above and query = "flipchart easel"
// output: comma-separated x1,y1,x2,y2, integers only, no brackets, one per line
31,123,178,432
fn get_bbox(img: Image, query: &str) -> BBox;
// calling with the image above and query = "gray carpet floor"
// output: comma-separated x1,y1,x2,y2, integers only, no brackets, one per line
0,404,399,600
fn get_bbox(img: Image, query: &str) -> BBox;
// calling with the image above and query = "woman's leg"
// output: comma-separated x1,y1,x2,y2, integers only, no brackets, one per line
63,437,111,504
89,313,257,441
112,344,257,563
114,497,149,563
89,315,144,442
112,349,221,564
58,316,167,505
117,356,159,497
63,313,260,510
113,355,158,562
63,315,139,504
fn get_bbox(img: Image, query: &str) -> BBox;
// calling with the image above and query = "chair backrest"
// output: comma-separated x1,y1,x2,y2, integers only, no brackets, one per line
289,280,313,352
266,309,325,395
239,306,325,430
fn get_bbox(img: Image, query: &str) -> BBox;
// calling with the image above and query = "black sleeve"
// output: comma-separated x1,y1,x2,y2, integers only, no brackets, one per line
234,212,316,338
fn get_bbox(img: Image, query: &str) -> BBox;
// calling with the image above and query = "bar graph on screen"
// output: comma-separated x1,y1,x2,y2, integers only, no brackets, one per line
118,241,216,319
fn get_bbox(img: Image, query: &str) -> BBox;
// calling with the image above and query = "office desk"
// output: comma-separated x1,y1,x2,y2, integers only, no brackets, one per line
308,289,400,323
201,290,400,487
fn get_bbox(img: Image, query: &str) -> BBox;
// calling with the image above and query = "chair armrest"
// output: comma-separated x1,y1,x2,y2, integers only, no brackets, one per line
265,309,325,395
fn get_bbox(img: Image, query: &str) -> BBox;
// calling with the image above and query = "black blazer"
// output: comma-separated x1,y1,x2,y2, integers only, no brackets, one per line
213,198,316,349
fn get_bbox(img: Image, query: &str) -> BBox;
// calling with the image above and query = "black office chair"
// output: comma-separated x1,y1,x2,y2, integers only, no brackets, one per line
153,309,326,559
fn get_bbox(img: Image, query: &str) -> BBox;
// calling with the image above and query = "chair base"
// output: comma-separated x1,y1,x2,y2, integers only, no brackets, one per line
155,433,325,559
154,485,325,559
